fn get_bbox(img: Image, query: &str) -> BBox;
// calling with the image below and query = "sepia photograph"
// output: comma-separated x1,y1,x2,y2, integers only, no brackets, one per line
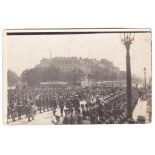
3,28,152,125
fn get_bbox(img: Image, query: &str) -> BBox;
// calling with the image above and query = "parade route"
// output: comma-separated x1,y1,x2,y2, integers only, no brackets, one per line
8,97,151,125
8,110,54,125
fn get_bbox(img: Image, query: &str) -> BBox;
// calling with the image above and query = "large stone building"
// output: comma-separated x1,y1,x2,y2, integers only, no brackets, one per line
38,57,105,75
35,56,125,86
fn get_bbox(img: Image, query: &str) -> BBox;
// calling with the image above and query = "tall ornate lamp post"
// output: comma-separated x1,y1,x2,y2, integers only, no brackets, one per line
143,67,147,88
121,33,135,120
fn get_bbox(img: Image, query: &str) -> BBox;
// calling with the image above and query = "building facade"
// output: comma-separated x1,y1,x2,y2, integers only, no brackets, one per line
38,57,104,75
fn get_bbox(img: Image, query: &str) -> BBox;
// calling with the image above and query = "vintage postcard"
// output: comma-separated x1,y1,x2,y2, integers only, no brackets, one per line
3,28,152,125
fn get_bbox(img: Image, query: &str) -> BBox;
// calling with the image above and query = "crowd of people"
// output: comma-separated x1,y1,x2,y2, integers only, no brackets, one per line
7,84,140,124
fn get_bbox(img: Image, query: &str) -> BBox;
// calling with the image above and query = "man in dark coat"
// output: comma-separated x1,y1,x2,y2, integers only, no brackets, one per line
63,109,71,124
73,95,80,112
70,108,77,124
76,110,83,124
42,95,46,112
59,96,64,116
45,94,50,111
53,96,57,116
37,96,42,113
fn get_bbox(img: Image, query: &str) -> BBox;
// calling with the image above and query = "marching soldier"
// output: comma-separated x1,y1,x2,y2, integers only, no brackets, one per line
45,94,50,111
53,96,57,116
63,108,71,124
76,110,83,124
97,98,104,122
66,98,72,114
26,99,36,122
85,103,91,119
8,101,16,122
16,98,23,120
90,103,98,124
42,95,46,112
49,95,53,110
70,108,77,124
22,95,28,105
73,95,80,112
37,96,42,113
59,96,64,116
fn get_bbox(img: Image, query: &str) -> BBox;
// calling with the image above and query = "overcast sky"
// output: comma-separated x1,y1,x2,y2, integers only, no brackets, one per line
5,31,151,81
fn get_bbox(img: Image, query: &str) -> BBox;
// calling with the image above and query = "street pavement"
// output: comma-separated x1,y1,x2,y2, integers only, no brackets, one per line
8,110,57,125
132,98,149,122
